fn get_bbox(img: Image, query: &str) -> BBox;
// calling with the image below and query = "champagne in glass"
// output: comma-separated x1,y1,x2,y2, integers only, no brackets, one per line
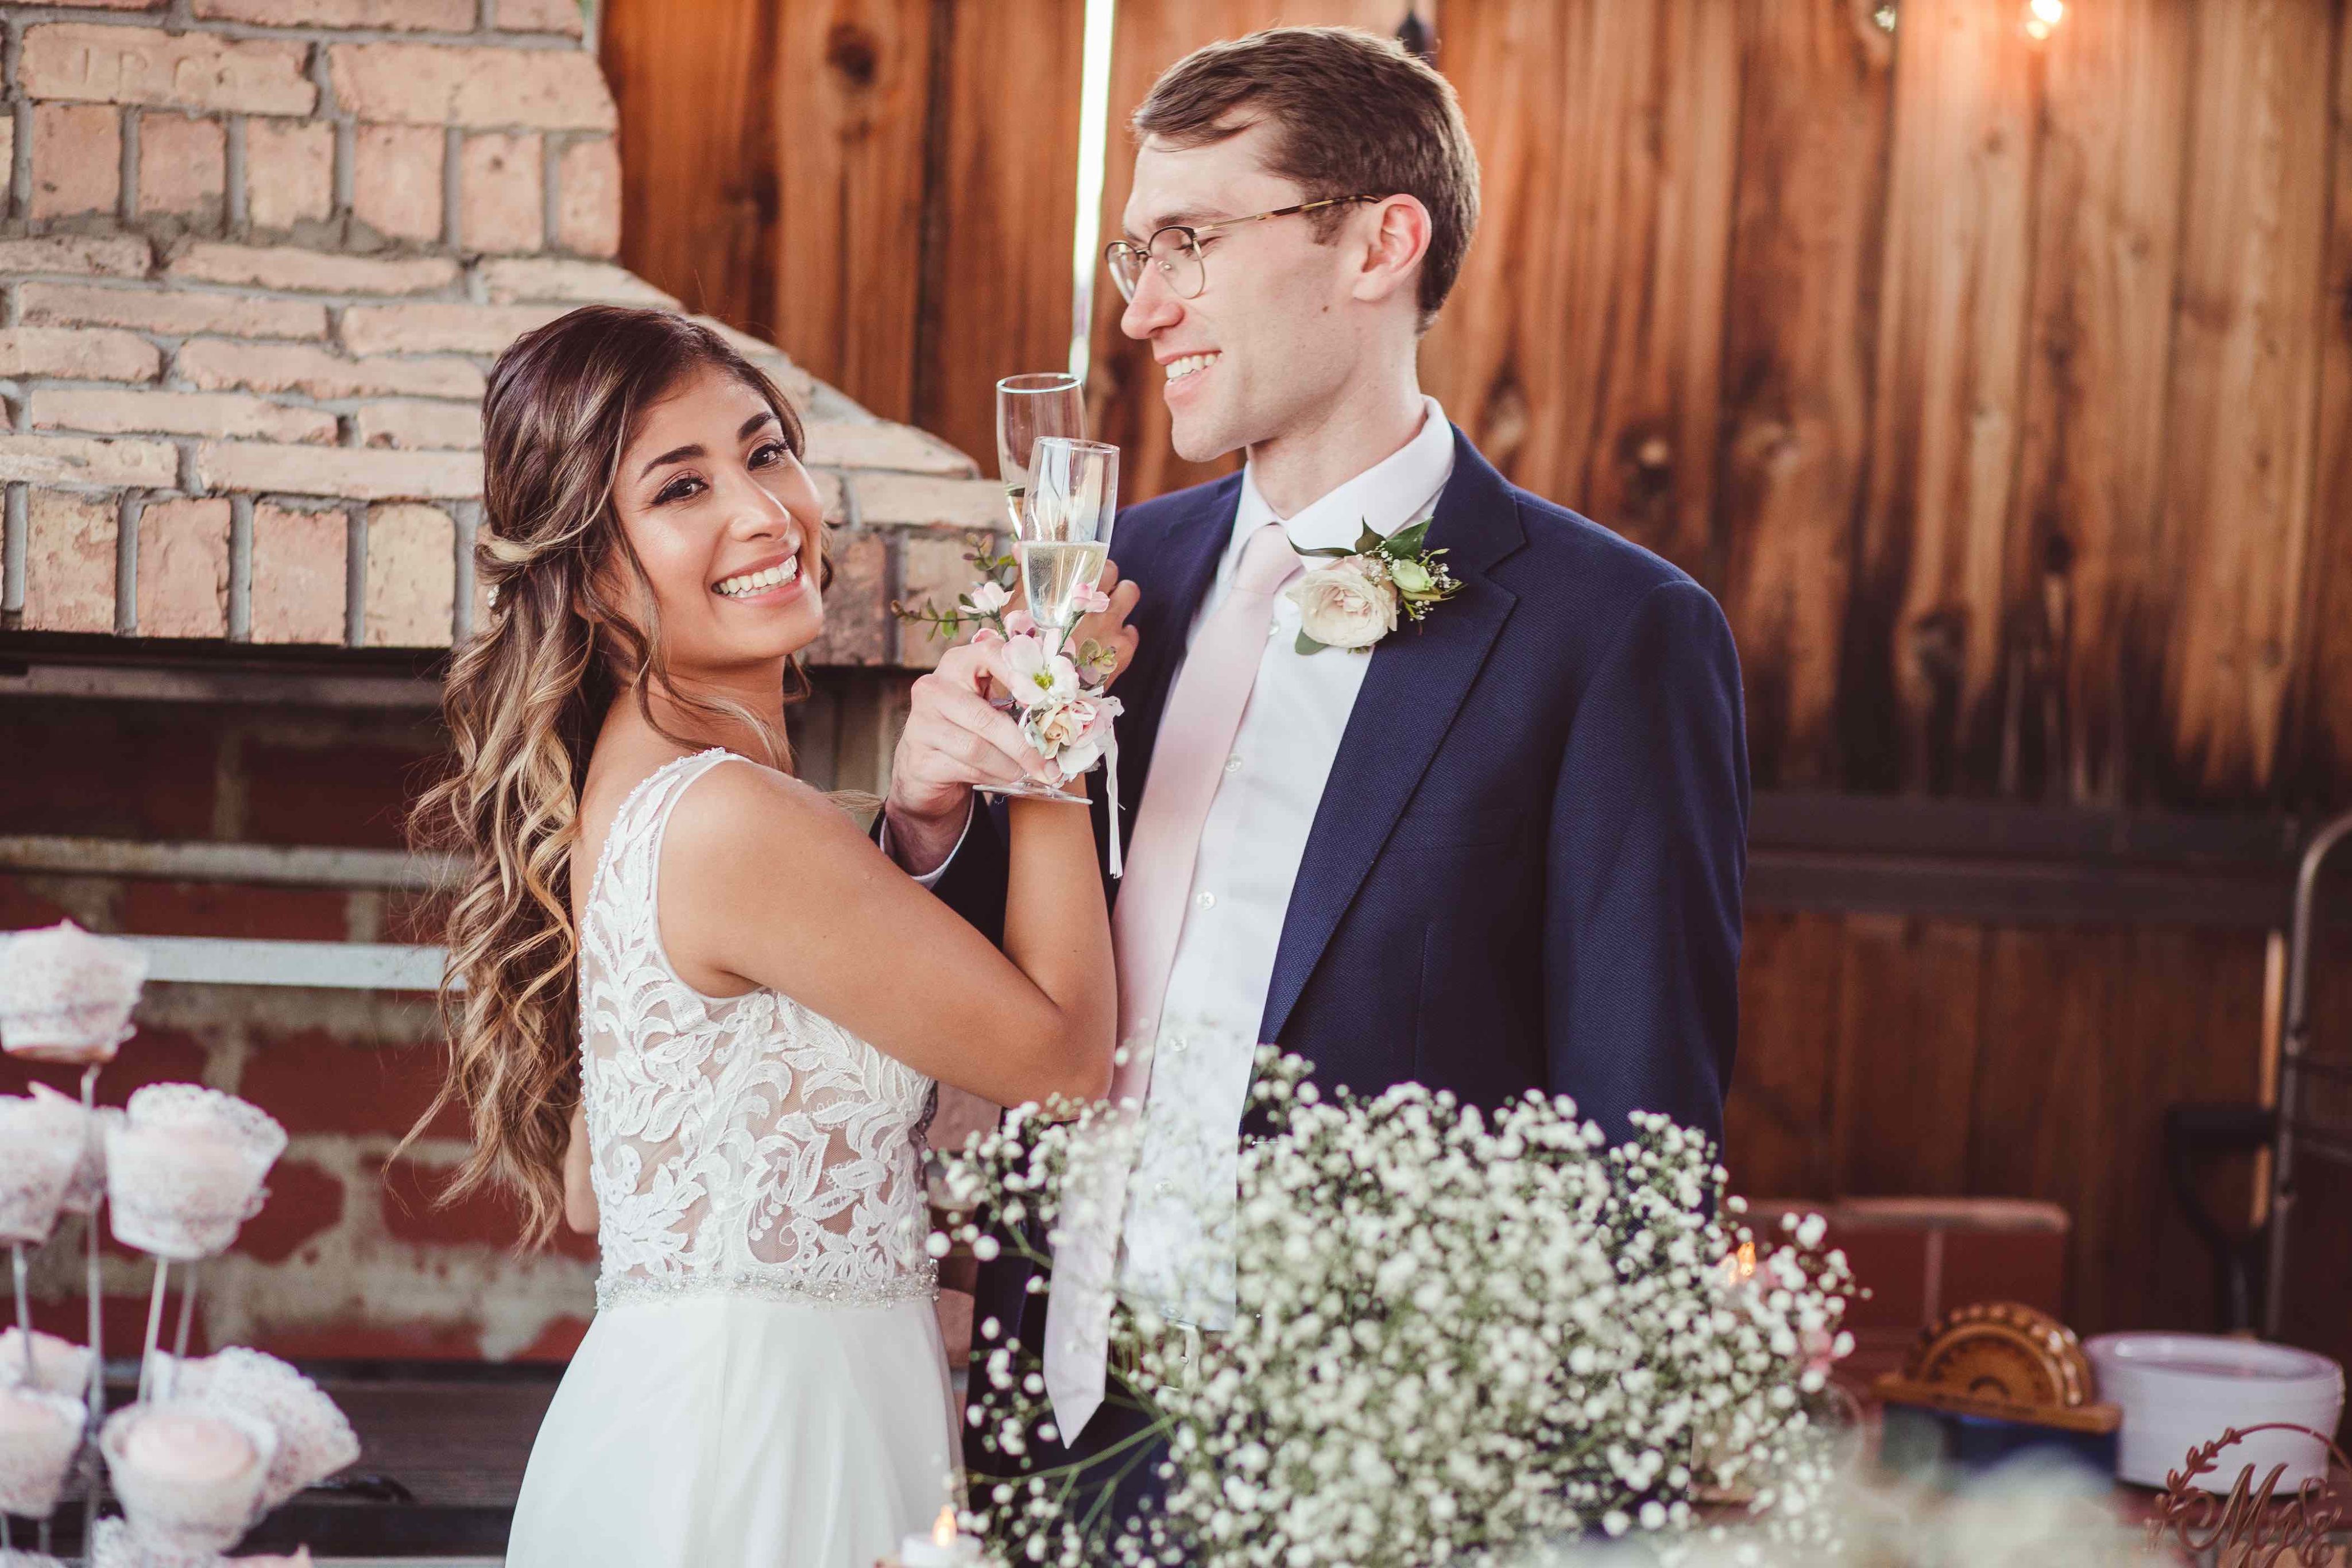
995,373,1085,533
1020,438,1119,645
1020,540,1111,633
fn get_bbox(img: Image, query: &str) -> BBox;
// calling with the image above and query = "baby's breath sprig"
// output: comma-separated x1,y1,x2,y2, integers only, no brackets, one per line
935,1054,1854,1568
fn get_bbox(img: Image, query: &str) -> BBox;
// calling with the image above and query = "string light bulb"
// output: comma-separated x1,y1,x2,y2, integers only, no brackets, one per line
2024,0,2065,40
1872,3,1898,32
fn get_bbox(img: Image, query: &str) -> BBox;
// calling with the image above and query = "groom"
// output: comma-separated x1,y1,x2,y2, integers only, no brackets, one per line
882,23,1747,1521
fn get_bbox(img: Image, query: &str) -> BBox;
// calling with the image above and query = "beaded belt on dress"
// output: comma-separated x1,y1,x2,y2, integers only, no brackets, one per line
595,1261,938,1313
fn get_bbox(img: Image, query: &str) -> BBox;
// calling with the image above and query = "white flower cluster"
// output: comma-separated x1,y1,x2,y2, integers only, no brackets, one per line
931,1056,1855,1568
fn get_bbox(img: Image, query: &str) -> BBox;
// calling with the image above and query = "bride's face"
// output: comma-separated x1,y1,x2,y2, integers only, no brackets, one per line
606,364,825,676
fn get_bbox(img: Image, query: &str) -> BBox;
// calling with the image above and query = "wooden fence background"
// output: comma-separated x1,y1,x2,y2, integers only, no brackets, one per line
600,0,2352,1354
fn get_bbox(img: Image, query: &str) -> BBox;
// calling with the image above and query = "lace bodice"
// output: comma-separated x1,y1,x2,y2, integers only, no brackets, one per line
577,750,937,1312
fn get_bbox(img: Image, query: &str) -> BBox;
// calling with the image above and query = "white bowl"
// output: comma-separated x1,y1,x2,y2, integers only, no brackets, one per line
2086,1332,2344,1490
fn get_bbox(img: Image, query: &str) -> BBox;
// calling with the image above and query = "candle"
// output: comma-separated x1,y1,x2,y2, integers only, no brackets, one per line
122,1406,257,1485
898,1504,985,1567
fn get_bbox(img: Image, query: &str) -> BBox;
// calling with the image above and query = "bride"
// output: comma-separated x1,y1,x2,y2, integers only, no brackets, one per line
410,305,1119,1567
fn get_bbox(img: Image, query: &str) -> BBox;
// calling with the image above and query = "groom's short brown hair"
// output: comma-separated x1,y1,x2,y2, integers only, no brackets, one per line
1132,26,1480,325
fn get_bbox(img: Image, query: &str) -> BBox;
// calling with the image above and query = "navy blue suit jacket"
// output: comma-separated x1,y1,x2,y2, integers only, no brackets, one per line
930,425,1747,1143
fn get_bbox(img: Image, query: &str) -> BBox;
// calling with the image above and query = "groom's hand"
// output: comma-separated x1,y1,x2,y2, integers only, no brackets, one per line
884,642,1046,876
1070,559,1141,690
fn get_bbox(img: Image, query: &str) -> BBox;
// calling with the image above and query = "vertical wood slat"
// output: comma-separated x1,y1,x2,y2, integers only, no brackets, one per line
1712,1,1894,790
1723,909,1847,1199
1419,2,1740,583
2158,0,2336,802
915,0,1089,476
2002,0,2194,807
1828,914,1987,1195
2286,1,2352,807
1845,0,2040,796
772,0,939,423
603,0,776,329
1084,0,1410,504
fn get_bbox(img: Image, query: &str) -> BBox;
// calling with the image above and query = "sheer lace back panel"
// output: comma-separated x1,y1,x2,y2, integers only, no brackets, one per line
578,750,937,1311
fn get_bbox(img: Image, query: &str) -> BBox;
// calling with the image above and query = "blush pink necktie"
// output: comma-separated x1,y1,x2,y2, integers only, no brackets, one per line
1044,522,1302,1440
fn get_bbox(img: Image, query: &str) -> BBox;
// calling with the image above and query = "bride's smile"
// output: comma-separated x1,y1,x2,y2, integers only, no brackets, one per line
710,550,802,603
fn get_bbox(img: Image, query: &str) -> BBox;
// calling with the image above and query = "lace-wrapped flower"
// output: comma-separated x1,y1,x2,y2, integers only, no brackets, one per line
0,1384,88,1517
0,1090,97,1245
102,1401,278,1555
106,1087,287,1261
163,1348,359,1509
0,1329,92,1400
0,922,146,1066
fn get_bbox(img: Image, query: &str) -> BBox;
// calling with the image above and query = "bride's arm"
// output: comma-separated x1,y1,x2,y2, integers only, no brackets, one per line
659,761,1115,1109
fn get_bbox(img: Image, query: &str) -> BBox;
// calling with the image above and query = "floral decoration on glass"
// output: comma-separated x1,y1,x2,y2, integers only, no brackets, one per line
930,1054,1854,1568
893,540,1129,874
1287,518,1460,653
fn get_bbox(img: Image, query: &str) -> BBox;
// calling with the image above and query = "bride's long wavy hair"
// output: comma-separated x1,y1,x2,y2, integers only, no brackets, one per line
408,306,818,1247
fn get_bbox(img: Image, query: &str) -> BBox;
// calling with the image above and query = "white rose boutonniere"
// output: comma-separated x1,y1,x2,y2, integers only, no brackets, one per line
1285,518,1463,655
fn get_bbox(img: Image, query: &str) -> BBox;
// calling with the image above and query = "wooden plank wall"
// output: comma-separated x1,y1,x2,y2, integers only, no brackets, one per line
602,0,1085,471
599,0,2351,1343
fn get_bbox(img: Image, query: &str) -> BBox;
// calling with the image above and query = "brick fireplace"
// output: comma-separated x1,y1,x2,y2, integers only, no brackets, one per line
0,0,999,657
0,0,1000,1365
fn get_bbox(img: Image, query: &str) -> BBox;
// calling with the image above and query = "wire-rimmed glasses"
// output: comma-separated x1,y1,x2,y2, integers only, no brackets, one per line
1103,194,1387,303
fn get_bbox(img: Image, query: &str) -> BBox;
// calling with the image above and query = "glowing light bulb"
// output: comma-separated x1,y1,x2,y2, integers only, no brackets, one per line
2025,0,2064,40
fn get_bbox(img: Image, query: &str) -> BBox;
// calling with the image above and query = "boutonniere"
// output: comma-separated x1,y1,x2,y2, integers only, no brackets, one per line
1286,518,1462,654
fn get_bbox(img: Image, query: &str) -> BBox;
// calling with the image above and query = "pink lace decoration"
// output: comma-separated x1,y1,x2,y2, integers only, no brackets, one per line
0,922,145,1065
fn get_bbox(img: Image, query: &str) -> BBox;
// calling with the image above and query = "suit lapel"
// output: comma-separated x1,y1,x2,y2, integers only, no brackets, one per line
1258,431,1524,1044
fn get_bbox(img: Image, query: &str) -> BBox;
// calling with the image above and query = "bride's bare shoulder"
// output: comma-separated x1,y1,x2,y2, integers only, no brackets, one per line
662,753,866,867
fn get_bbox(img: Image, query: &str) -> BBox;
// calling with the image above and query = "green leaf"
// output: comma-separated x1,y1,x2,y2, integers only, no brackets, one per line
1294,629,1330,656
1354,522,1386,555
1298,545,1355,559
1386,520,1432,557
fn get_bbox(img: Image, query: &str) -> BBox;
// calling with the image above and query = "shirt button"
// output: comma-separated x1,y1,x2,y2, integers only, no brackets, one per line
1196,891,1216,910
1224,754,1243,775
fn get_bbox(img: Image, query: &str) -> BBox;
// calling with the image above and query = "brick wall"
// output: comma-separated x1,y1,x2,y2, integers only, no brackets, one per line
0,696,598,1360
0,0,1003,666
0,0,1009,1365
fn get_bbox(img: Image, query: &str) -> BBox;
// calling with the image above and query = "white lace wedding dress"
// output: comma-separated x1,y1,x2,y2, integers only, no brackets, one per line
506,750,956,1567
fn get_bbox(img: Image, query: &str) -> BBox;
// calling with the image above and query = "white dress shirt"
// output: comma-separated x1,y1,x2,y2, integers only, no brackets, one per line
1116,396,1456,1327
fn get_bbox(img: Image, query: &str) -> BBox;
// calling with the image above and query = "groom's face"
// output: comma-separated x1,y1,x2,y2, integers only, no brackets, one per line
1119,119,1367,464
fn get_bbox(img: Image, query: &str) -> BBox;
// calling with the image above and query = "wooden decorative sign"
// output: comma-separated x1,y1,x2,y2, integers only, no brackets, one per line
2146,1424,2349,1567
1873,1300,2121,1434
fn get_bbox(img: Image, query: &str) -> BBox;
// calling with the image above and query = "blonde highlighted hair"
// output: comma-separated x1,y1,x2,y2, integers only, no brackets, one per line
408,305,816,1247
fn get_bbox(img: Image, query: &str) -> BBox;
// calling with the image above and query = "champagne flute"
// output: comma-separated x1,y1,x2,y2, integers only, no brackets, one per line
986,437,1119,806
996,373,1086,533
1020,437,1118,650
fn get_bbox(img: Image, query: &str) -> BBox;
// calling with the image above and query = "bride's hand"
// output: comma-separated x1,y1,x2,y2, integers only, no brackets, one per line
882,642,1054,874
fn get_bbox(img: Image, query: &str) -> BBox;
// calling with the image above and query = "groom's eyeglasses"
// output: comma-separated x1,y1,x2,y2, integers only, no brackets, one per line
1104,195,1387,304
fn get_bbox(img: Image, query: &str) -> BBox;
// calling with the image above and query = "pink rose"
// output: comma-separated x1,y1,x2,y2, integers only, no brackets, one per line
1286,557,1398,650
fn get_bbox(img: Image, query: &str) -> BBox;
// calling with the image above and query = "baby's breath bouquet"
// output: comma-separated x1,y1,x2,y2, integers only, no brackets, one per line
933,1055,1855,1567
